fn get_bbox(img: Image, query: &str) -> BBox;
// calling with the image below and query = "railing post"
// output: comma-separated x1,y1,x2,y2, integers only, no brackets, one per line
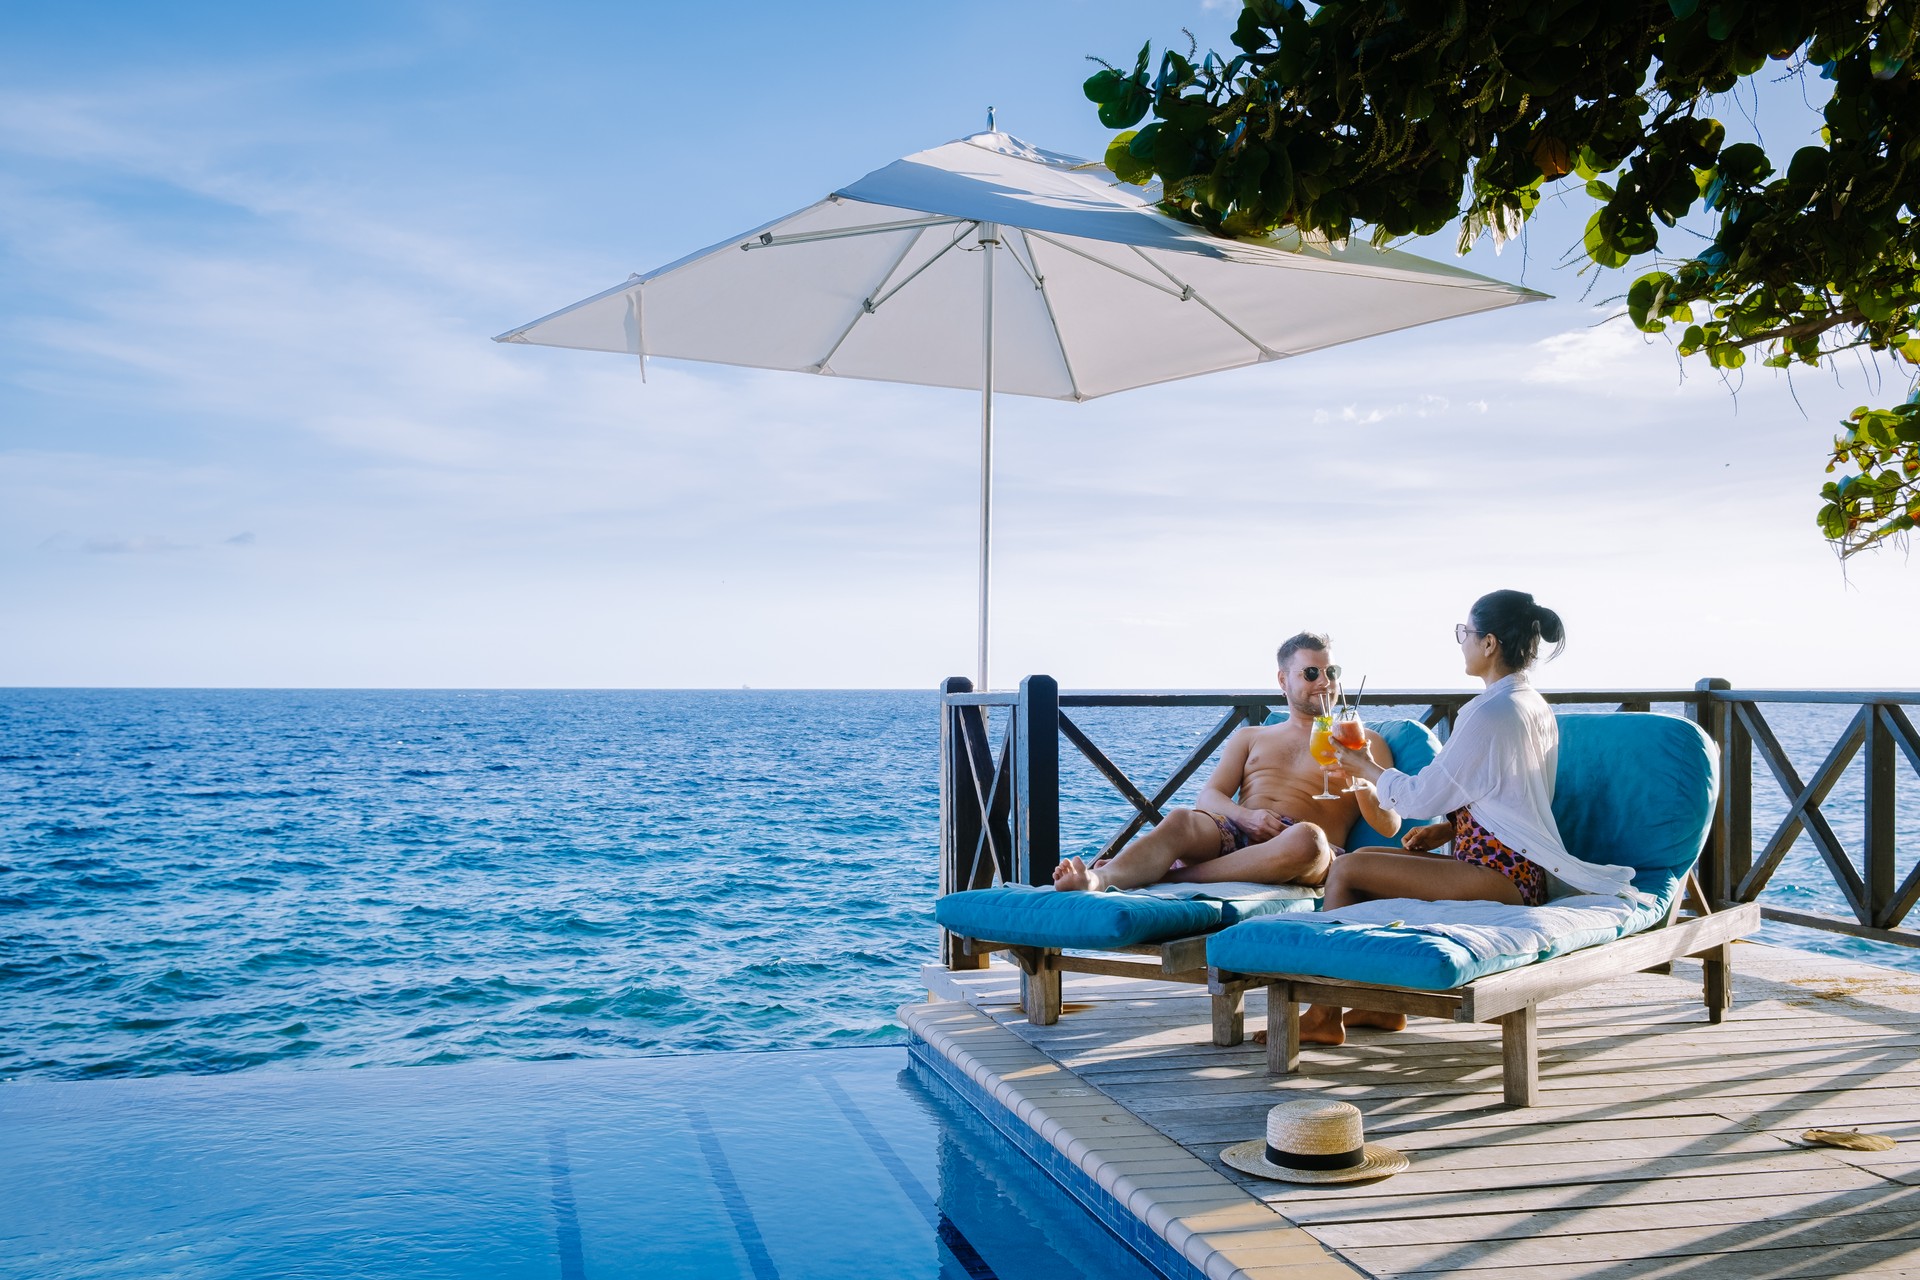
1866,703,1897,929
939,676,987,969
1015,675,1060,887
1693,679,1731,904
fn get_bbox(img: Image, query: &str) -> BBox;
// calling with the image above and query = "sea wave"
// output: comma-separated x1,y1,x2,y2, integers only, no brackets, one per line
1,688,1913,1081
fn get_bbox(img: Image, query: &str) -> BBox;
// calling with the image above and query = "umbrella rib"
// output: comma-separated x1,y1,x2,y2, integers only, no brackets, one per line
1024,232,1189,300
802,225,936,372
740,214,970,251
1014,232,1084,402
866,221,979,313
808,221,980,374
1128,247,1280,358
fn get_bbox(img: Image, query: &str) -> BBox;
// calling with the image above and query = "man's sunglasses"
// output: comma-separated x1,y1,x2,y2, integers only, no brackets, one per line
1300,665,1341,683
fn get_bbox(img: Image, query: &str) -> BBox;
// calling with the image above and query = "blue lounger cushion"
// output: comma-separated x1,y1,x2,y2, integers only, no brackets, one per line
1264,713,1445,849
934,884,1317,951
1207,713,1718,990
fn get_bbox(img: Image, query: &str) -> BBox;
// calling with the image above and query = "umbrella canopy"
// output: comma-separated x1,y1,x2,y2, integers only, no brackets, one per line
497,131,1545,682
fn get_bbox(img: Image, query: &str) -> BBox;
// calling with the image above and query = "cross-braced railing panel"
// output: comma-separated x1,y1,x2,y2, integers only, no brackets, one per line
937,678,1920,963
1713,692,1920,946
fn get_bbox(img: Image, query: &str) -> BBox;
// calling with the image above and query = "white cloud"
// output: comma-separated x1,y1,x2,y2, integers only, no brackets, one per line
1,41,1915,689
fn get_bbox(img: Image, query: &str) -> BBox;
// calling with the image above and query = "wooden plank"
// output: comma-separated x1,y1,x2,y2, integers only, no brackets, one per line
1703,689,1920,704
1307,1184,1920,1248
1155,934,1210,974
1271,1166,1892,1224
1461,904,1761,1020
1283,981,1465,1021
1054,954,1204,983
1047,689,1706,708
1336,1209,1920,1274
1060,1022,1920,1077
1758,906,1920,949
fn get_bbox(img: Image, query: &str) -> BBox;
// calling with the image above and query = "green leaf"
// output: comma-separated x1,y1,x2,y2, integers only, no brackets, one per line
1583,210,1635,267
1718,142,1773,184
1105,133,1155,186
1669,0,1700,17
1097,83,1151,129
1083,69,1125,105
1628,272,1676,332
1786,146,1829,189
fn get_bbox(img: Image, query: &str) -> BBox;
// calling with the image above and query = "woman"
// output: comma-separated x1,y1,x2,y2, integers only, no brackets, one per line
1305,589,1641,1046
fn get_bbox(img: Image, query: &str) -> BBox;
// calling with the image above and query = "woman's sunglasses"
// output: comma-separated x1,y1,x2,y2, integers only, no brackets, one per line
1454,624,1485,643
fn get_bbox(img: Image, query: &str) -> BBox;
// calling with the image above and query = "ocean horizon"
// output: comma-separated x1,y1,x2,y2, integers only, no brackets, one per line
4,687,1914,1082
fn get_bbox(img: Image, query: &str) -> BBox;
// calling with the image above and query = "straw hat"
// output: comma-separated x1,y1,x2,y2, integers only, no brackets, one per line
1221,1098,1408,1184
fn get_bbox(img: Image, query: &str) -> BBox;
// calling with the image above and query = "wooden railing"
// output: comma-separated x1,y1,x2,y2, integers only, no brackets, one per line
937,676,1920,968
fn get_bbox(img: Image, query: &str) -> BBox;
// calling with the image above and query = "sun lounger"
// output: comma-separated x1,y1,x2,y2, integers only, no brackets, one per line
1205,712,1760,1105
934,717,1445,1045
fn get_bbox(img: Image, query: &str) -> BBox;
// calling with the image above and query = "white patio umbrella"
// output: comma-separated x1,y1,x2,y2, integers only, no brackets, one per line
496,130,1543,687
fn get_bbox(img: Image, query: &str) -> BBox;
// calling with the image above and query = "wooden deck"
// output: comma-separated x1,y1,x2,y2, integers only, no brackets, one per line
921,941,1920,1279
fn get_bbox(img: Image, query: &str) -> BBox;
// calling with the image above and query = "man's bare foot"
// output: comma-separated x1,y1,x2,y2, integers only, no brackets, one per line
1051,856,1105,893
1298,1004,1346,1046
1343,1009,1408,1032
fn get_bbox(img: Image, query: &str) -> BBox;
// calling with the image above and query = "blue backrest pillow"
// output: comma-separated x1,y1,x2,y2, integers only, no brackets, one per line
1550,713,1719,903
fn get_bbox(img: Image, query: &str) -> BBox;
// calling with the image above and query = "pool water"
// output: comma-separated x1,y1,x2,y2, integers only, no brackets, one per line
0,1046,1168,1280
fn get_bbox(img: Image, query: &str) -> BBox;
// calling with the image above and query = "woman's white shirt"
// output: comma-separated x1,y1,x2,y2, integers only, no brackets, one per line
1372,672,1644,901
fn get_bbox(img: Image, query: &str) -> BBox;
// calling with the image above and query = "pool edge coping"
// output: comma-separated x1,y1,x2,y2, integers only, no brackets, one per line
902,999,1363,1280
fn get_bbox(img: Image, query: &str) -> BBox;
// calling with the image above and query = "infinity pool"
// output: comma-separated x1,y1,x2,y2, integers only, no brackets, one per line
0,1046,1166,1279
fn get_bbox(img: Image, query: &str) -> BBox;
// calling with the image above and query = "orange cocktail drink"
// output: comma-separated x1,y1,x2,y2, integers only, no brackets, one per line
1310,714,1340,799
1331,716,1367,751
1309,715,1338,766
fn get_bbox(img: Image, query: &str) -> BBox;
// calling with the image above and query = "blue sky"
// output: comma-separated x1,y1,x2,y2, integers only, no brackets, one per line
3,1,1916,689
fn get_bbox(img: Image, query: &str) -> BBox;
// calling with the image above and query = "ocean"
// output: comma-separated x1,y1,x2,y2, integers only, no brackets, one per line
2,688,1914,1081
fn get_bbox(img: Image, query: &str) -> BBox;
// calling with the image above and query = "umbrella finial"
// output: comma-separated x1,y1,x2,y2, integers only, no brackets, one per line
987,105,996,132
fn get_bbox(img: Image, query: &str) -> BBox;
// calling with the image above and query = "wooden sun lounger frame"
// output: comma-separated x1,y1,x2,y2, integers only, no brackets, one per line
1208,881,1761,1107
953,932,1254,1047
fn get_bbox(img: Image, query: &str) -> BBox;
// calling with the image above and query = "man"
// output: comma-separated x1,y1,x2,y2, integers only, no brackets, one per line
1052,632,1399,892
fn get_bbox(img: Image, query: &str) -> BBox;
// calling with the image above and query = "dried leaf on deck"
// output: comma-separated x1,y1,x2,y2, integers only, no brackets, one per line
1802,1128,1898,1152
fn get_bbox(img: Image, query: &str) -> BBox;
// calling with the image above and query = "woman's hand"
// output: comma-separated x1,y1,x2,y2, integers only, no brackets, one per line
1332,738,1380,783
1401,821,1452,853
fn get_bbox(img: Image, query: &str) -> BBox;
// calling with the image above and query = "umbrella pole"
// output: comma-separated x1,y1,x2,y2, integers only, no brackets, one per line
977,223,997,691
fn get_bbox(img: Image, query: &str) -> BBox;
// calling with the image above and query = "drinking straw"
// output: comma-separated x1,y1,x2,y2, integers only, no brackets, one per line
1351,676,1367,711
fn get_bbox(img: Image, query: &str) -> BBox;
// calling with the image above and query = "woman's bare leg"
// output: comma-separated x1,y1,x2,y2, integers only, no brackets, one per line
1301,851,1523,1044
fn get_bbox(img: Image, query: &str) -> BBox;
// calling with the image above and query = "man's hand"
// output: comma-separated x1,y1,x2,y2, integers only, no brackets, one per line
1401,821,1452,853
1233,808,1287,842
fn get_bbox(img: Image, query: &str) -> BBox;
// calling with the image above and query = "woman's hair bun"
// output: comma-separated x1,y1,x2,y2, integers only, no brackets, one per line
1470,589,1566,668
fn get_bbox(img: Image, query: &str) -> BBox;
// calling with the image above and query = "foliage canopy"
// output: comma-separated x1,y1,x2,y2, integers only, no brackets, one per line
1086,0,1920,554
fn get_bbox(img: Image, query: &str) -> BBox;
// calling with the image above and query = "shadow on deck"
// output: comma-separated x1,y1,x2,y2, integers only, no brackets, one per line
914,941,1920,1280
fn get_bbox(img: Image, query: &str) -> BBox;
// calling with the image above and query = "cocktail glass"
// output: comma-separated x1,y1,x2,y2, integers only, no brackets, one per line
1331,711,1368,793
1309,714,1340,800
